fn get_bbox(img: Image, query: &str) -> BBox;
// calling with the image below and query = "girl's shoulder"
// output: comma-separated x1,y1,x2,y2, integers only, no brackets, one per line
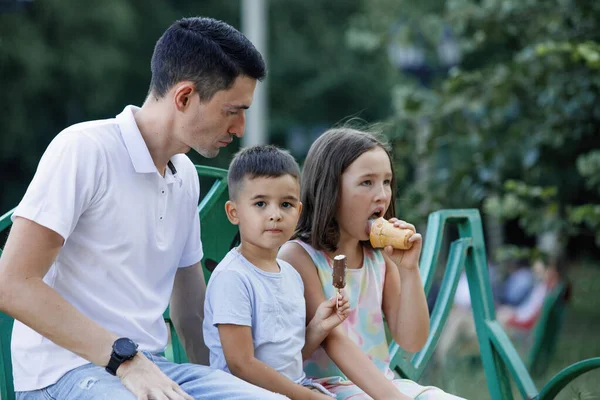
280,240,330,270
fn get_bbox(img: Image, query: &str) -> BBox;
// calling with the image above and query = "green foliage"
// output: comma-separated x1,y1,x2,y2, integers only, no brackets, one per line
0,0,396,211
354,0,600,255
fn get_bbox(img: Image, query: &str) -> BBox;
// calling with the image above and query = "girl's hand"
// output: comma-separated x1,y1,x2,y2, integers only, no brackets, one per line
312,290,350,334
383,218,422,270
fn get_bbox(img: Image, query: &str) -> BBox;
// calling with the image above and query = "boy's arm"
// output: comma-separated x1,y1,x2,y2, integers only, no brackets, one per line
302,295,349,360
170,262,209,365
218,324,328,400
302,314,329,360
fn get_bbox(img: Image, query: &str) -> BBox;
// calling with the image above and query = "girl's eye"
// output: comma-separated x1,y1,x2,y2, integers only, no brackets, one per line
255,201,266,207
282,202,292,208
361,180,372,186
383,179,391,185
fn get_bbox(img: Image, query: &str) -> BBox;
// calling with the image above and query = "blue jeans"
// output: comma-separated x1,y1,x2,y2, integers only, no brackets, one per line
16,353,288,400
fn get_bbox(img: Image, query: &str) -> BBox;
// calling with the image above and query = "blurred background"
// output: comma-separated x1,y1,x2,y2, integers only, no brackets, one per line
0,0,599,398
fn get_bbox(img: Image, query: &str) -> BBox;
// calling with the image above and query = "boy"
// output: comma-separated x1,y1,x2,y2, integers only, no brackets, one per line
203,145,350,400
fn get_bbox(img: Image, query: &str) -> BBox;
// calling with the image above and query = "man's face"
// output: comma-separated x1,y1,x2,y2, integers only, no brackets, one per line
179,76,257,158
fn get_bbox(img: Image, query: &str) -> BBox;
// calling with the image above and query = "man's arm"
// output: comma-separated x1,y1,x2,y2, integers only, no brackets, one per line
0,217,117,365
170,262,209,365
218,324,329,400
0,217,192,400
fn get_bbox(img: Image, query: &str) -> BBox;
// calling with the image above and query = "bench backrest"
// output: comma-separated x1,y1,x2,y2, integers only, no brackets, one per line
388,209,599,400
0,165,236,399
2,188,597,399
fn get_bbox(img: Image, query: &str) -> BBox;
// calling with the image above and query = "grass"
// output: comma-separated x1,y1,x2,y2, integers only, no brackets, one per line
416,262,600,399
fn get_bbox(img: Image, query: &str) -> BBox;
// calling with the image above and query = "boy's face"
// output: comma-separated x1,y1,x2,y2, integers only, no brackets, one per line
226,175,302,251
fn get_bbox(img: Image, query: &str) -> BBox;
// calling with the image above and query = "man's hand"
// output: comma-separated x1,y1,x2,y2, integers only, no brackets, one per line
312,291,350,334
117,353,193,400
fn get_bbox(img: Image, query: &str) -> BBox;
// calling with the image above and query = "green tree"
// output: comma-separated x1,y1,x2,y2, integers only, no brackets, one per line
351,0,600,262
0,0,396,212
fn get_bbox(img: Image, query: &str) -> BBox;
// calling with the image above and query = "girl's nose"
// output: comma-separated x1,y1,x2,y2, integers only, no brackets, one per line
374,184,387,202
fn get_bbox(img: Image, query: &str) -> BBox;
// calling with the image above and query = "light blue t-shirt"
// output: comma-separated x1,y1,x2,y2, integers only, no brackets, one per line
203,247,307,383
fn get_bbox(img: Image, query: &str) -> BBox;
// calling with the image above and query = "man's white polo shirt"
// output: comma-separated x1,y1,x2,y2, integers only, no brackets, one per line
11,105,204,391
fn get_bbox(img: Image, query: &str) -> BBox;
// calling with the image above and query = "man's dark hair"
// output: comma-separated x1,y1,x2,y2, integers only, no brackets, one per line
294,127,396,252
150,17,266,101
228,145,301,200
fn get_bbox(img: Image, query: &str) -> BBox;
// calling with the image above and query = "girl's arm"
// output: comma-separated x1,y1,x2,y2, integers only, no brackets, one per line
279,243,410,400
218,324,330,400
381,221,430,352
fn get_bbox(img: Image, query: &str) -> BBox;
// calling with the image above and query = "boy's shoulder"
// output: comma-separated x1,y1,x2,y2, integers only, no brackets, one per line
210,249,248,279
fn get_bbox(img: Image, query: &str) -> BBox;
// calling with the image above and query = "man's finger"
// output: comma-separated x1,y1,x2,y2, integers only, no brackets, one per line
174,386,194,400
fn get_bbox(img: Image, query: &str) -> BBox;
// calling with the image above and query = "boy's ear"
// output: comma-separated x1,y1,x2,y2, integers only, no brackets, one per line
225,200,239,225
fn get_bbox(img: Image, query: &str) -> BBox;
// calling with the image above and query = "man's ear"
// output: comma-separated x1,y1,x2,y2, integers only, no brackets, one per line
225,200,239,225
173,82,195,111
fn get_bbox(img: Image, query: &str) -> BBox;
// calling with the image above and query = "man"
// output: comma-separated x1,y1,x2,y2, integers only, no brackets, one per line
0,17,287,400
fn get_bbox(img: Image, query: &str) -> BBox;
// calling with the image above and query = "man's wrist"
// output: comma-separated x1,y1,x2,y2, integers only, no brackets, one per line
115,352,139,378
106,337,139,376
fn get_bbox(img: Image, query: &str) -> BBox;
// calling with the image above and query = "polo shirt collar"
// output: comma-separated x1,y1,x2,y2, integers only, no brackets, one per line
116,105,159,174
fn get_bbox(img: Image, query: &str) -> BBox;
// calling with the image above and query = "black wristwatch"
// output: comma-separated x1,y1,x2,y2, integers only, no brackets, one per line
105,337,138,376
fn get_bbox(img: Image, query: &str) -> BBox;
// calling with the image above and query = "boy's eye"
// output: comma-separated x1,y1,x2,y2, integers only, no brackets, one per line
254,201,266,207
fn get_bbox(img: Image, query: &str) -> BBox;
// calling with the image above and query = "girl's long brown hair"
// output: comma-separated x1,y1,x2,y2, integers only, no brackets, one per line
294,127,396,252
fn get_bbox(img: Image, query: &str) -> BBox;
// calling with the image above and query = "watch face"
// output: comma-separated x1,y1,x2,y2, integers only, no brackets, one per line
114,338,138,357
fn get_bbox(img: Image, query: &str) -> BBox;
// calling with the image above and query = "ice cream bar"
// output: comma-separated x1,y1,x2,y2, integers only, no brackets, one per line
369,217,414,250
332,255,347,289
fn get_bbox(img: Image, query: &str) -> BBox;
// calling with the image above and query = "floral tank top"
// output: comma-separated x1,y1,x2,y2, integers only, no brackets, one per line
292,240,395,381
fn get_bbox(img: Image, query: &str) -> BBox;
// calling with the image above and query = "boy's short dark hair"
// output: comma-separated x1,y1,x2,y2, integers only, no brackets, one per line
150,17,266,101
228,145,301,200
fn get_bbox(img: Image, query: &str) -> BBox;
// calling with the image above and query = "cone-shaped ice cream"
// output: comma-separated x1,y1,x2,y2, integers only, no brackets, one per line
369,217,414,250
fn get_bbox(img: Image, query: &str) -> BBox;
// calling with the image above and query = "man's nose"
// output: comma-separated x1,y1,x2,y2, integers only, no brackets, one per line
229,113,246,138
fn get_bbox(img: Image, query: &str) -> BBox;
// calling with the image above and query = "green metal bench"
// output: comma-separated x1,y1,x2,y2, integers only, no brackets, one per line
388,209,600,400
0,171,598,399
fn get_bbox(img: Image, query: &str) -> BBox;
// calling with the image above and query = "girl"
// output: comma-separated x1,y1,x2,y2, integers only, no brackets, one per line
279,128,464,399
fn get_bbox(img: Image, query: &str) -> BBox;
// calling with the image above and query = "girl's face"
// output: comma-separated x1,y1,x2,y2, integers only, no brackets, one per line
336,147,393,243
